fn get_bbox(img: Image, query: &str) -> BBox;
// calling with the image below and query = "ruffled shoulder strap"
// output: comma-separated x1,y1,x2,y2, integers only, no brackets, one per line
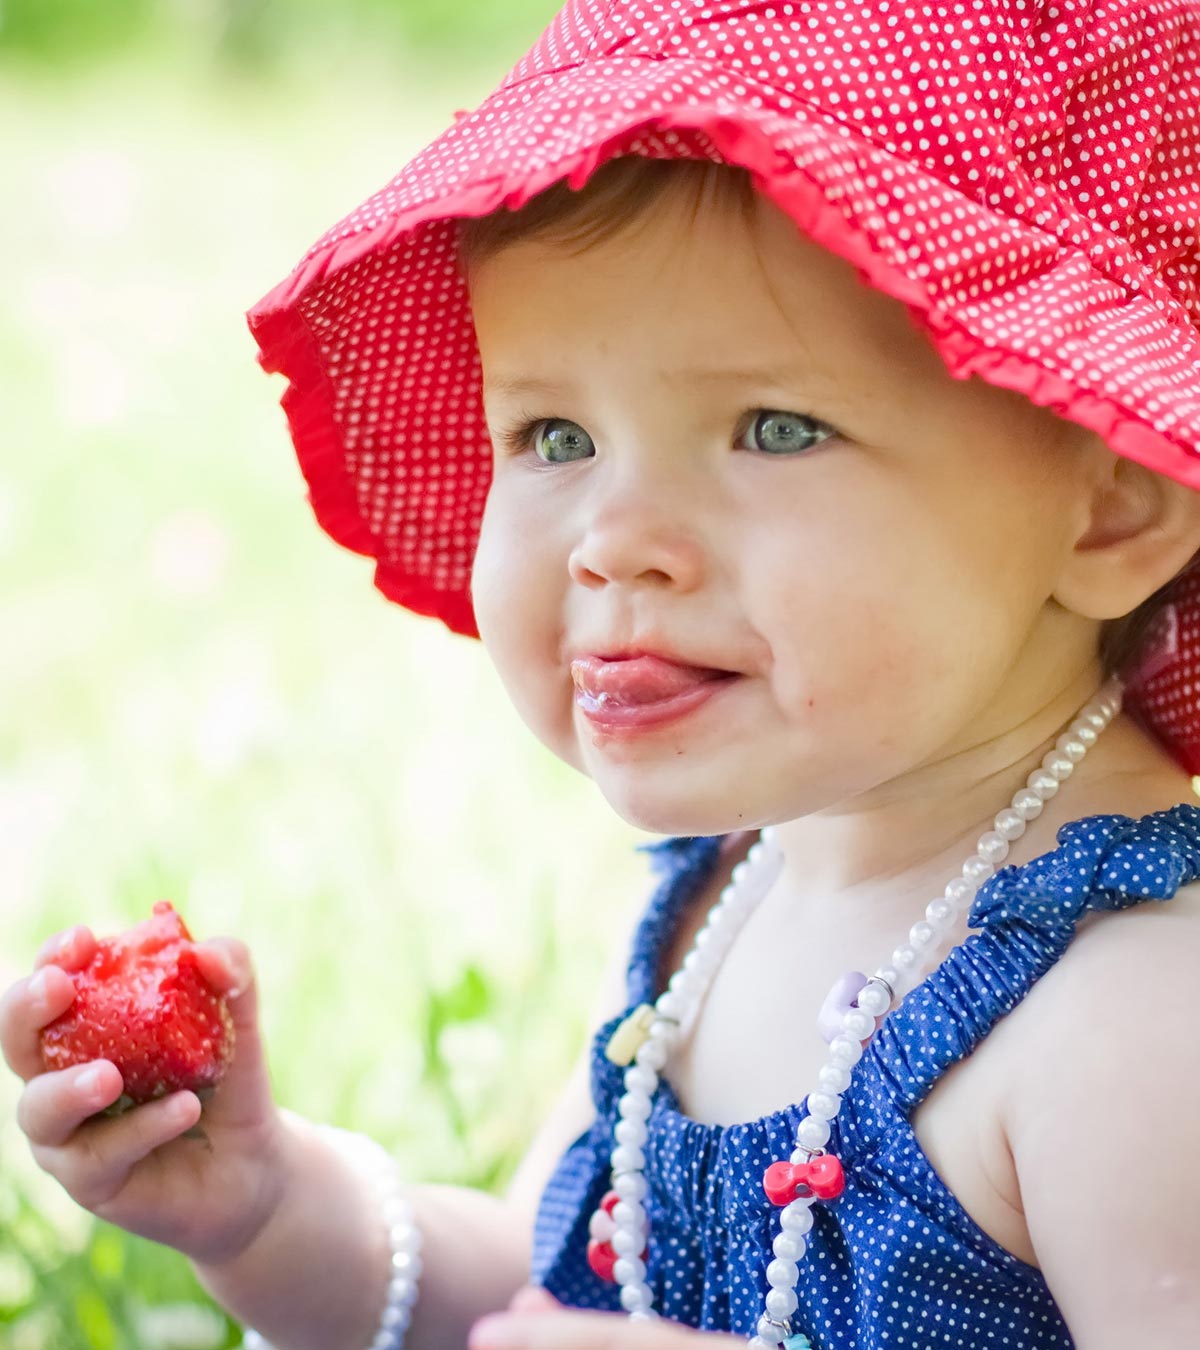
626,835,725,1006
862,802,1200,1116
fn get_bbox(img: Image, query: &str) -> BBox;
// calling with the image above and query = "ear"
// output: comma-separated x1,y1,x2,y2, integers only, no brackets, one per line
1052,445,1200,620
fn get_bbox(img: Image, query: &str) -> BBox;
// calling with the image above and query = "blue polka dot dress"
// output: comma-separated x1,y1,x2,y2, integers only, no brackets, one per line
531,803,1200,1347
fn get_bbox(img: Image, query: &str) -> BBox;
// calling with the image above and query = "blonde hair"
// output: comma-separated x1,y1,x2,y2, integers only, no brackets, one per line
459,154,1185,680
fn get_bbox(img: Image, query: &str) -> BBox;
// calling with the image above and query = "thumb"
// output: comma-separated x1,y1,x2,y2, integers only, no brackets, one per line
191,938,278,1130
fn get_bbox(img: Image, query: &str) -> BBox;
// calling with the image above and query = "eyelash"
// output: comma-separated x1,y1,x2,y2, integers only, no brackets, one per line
494,411,839,461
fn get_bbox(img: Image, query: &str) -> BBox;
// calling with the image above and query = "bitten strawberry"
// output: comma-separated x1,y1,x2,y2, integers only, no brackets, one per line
39,901,235,1117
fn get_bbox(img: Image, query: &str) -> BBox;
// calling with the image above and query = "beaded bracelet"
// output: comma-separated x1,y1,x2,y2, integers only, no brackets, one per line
240,1124,423,1350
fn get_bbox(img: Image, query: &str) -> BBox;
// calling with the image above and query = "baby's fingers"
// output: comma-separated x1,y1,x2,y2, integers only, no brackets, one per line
0,962,79,1083
17,1060,125,1147
27,1087,200,1215
34,924,96,973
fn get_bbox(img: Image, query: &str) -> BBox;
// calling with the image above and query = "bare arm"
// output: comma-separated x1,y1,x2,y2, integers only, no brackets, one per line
1008,889,1200,1348
194,923,631,1349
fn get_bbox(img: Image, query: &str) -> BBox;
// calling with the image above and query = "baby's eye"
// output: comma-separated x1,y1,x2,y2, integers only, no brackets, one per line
531,419,595,463
738,410,837,455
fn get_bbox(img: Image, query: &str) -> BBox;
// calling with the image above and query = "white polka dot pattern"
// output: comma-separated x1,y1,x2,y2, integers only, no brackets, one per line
1111,555,1200,773
530,803,1200,1344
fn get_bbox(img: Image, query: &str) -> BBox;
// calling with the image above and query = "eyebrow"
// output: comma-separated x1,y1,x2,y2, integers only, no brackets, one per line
484,367,822,399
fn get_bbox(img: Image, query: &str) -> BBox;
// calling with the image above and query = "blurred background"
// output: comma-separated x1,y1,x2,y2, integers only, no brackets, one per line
0,3,661,1345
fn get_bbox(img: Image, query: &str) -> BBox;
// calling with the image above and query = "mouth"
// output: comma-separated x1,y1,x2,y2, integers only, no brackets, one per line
570,655,741,732
570,654,737,703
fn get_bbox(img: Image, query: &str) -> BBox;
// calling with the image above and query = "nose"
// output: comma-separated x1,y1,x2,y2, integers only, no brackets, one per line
566,472,708,594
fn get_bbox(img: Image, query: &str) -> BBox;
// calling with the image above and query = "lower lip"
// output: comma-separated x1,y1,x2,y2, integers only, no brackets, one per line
575,675,741,733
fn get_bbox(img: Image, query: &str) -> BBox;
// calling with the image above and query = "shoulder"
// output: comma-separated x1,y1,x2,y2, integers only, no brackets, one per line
999,878,1200,1340
1008,872,1200,1077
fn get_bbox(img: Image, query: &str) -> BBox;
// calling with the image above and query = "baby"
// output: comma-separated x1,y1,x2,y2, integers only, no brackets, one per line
4,1,1200,1347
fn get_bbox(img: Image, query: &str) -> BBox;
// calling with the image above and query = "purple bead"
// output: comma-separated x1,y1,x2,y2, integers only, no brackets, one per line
817,970,870,1044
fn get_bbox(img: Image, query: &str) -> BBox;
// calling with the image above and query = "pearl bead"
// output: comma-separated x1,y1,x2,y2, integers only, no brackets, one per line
818,1061,852,1093
611,1144,646,1173
1012,787,1044,820
1041,750,1074,781
667,969,699,999
655,990,684,1021
612,1228,642,1256
805,1091,841,1121
634,1039,668,1071
780,1198,817,1229
1027,768,1059,799
855,981,891,1017
758,1314,788,1342
1082,708,1106,730
874,964,900,988
731,860,752,887
766,1287,799,1319
767,1258,800,1288
648,1020,679,1051
963,856,994,885
618,1092,652,1121
976,831,1009,865
907,920,936,951
682,947,717,978
614,1171,648,1202
619,1283,651,1313
614,1256,647,1283
624,1064,657,1095
1055,733,1087,763
796,1115,831,1149
944,877,974,909
840,1007,875,1039
829,1034,864,1067
1069,719,1098,746
993,806,1027,840
629,1309,658,1322
891,943,918,971
616,1118,648,1148
612,1199,645,1230
773,1232,807,1261
924,897,953,928
590,1209,617,1241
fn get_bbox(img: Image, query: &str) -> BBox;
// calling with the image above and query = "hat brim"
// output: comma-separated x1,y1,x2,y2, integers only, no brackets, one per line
248,57,1200,638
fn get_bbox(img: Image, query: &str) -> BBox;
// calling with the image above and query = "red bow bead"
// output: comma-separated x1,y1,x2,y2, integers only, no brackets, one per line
763,1153,846,1205
587,1238,619,1281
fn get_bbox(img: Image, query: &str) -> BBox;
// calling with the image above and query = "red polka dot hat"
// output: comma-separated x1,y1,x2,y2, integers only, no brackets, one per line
247,0,1200,772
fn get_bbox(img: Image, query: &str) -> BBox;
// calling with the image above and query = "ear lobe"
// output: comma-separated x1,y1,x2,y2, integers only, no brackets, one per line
1053,454,1200,621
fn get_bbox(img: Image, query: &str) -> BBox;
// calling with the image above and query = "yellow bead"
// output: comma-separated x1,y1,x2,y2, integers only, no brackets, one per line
604,1003,656,1065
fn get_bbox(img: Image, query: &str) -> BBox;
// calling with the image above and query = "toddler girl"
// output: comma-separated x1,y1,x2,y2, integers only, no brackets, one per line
5,1,1200,1347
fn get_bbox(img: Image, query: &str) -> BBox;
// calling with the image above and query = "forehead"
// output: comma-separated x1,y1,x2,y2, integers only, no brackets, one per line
469,182,942,405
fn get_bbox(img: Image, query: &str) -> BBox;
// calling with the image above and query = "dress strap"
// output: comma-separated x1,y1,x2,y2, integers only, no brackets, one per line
862,803,1200,1115
627,835,725,1007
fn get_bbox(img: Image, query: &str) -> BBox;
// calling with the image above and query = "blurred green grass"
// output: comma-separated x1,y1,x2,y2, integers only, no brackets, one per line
0,35,656,1350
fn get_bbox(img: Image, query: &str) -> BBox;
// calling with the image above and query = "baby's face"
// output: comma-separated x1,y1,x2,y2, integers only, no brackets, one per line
468,174,1096,836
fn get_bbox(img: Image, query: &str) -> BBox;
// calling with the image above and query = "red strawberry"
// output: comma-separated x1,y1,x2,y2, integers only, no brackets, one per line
39,901,235,1120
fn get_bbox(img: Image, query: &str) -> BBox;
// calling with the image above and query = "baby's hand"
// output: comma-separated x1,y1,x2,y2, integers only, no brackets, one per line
0,921,292,1267
469,1287,745,1349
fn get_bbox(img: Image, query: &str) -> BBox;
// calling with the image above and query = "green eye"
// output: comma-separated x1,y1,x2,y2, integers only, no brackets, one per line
534,419,595,463
745,411,834,455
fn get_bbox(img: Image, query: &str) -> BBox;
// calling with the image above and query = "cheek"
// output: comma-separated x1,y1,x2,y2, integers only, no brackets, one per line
472,491,579,757
754,510,1026,749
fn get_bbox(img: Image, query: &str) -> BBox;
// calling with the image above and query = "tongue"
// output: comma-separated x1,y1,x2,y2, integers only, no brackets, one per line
590,656,727,703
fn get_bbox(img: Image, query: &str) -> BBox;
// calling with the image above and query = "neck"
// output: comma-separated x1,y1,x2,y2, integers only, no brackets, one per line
765,661,1181,916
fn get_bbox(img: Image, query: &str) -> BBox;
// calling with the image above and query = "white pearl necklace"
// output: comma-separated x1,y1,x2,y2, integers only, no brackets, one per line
588,678,1123,1346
